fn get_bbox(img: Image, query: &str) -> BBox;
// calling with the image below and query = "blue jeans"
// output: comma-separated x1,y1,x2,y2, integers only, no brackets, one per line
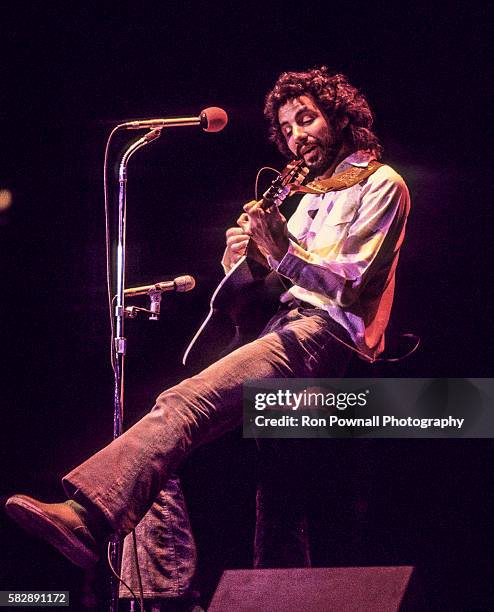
62,306,351,598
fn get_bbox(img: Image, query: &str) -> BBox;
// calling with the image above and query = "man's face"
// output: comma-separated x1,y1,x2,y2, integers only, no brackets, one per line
278,95,344,175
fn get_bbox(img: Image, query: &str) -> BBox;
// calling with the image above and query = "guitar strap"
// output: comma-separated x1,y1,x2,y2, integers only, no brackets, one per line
293,160,383,195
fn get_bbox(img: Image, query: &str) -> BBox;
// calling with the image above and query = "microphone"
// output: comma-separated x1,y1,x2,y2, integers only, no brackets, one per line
120,107,228,132
124,275,196,297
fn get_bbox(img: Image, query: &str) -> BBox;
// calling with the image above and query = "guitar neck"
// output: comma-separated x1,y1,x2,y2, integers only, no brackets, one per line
260,186,291,212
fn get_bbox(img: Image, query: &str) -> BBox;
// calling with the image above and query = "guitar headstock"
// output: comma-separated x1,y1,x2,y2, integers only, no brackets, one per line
261,159,309,210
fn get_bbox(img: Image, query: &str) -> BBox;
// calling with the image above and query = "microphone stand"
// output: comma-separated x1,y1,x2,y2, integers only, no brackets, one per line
110,128,162,612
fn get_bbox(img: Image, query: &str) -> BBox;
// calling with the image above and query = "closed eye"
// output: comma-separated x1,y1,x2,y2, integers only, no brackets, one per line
300,113,315,126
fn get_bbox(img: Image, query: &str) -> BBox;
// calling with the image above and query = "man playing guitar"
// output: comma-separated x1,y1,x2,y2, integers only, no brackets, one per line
6,67,410,610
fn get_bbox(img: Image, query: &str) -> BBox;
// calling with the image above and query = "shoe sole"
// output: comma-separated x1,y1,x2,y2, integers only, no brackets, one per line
5,495,99,569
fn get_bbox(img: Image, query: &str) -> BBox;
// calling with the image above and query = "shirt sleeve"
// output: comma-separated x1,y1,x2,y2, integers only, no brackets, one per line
275,167,410,306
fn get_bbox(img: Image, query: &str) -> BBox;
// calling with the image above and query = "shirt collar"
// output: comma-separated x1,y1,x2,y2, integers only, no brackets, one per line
334,150,376,174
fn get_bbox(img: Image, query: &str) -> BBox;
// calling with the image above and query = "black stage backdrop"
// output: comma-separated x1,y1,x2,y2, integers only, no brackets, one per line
1,4,492,609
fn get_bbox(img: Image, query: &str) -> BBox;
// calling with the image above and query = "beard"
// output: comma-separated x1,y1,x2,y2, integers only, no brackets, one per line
300,123,346,178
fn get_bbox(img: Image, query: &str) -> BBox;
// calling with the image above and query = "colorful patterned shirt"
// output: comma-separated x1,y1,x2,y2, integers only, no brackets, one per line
273,150,410,360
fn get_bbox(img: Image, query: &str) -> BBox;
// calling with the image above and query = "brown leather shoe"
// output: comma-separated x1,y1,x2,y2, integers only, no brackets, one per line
5,494,100,568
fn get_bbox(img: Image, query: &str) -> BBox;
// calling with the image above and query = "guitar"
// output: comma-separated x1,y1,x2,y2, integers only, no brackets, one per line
183,160,309,369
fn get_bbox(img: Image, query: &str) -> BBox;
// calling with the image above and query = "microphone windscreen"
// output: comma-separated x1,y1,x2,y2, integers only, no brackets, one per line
174,275,196,292
201,107,228,132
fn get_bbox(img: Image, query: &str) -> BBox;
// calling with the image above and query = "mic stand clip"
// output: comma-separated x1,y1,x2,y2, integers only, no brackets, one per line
124,289,162,320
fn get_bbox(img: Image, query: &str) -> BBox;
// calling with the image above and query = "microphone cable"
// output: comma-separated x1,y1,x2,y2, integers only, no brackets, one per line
103,126,120,375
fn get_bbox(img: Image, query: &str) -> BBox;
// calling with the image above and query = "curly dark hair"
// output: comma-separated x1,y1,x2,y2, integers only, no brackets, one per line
264,66,382,159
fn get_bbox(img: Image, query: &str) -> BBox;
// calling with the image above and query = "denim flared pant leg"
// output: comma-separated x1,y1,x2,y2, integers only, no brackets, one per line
63,308,351,595
118,476,197,600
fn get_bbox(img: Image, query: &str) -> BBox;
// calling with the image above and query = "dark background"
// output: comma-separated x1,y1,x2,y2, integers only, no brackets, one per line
0,3,492,610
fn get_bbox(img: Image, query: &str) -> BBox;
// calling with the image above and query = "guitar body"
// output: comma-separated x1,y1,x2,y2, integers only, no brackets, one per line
182,161,308,370
182,244,288,370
